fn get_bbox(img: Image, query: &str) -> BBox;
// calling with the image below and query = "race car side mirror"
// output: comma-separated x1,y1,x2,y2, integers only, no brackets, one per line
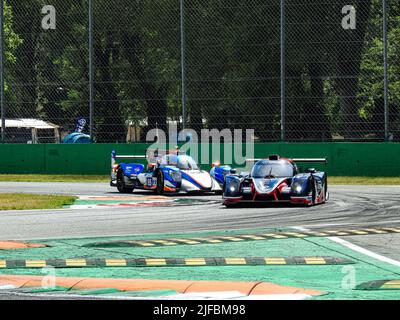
230,169,237,174
306,168,316,174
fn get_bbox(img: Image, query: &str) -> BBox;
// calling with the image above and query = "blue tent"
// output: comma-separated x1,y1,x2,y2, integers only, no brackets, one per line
62,132,91,144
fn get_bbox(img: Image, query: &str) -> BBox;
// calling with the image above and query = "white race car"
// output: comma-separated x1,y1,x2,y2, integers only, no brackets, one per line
111,149,224,194
159,154,222,194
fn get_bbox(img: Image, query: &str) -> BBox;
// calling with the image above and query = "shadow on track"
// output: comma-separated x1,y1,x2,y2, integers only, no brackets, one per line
221,202,307,209
104,190,221,197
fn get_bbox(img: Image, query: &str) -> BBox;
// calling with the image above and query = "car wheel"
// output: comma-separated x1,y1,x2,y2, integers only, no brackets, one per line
156,170,164,195
222,182,226,195
117,170,133,193
322,178,328,203
310,177,317,206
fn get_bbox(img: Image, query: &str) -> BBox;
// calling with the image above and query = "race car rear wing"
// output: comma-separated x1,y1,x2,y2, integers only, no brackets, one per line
113,155,146,159
246,156,327,164
111,148,186,167
111,150,146,167
291,158,328,164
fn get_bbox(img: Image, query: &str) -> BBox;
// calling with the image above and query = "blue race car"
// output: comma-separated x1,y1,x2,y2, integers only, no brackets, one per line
210,161,234,188
110,149,229,194
222,155,328,207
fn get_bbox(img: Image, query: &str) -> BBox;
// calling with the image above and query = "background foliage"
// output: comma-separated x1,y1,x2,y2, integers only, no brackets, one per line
3,0,398,142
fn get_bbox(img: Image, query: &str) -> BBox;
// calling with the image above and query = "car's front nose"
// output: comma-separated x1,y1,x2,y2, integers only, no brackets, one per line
181,170,213,192
253,178,283,194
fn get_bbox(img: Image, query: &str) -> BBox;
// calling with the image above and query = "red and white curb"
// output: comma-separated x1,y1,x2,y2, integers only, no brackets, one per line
68,195,176,209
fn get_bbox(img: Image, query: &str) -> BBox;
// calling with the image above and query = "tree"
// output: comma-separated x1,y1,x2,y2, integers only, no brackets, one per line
359,0,400,140
335,0,373,139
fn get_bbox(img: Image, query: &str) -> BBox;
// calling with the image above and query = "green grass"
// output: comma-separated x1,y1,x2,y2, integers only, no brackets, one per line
1,229,400,299
0,174,398,185
329,176,400,185
0,194,77,211
0,174,109,183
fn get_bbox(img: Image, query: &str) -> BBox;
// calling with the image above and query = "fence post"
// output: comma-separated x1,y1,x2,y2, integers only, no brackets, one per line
383,0,389,141
0,0,4,143
280,0,286,142
88,0,94,142
180,0,187,130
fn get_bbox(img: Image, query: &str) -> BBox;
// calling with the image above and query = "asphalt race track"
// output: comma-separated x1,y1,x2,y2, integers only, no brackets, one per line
0,182,399,262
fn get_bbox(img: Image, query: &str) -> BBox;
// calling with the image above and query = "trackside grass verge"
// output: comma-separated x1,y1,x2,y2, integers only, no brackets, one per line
0,174,399,185
0,175,109,183
0,194,77,211
329,176,400,185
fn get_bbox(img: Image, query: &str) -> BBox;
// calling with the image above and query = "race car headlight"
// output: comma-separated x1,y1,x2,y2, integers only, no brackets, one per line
292,181,303,194
227,179,239,193
169,170,182,182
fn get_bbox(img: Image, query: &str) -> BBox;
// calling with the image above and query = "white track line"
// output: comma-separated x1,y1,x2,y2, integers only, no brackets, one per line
0,285,16,290
327,236,400,267
292,226,400,268
291,219,400,229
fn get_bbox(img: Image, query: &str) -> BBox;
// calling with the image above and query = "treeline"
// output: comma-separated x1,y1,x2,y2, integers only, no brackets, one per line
3,0,400,142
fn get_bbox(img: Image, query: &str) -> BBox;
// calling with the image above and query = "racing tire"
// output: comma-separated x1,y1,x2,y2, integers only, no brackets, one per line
155,170,164,195
310,177,317,206
116,170,133,193
322,178,328,203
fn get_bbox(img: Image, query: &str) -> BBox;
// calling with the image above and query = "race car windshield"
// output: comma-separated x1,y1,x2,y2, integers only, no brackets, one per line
251,161,294,178
162,155,199,170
